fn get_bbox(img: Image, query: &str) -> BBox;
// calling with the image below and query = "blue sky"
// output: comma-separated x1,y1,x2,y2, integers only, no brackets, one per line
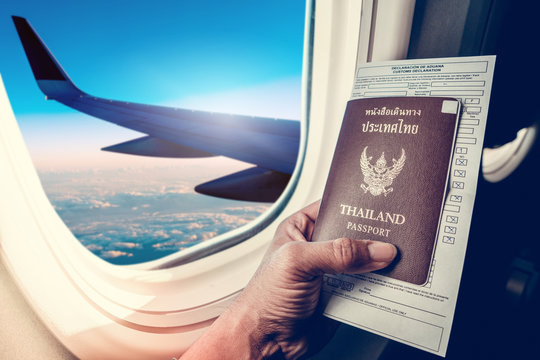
1,0,305,114
0,0,305,169
0,1,306,264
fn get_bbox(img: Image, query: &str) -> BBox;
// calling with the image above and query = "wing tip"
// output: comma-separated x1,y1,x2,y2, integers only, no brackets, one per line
12,15,68,82
12,16,85,99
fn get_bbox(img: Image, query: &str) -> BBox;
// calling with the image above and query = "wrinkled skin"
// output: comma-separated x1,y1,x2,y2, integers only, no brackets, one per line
182,201,397,360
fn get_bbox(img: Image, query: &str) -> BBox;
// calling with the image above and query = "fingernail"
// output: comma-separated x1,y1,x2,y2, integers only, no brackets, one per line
367,242,397,262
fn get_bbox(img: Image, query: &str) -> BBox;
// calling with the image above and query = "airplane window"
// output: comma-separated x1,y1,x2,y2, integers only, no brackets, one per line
2,1,306,265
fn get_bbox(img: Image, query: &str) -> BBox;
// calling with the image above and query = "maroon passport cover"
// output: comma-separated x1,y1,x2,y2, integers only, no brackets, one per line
312,97,460,285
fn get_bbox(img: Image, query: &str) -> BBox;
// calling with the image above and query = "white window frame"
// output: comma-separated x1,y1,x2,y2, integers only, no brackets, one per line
0,1,415,358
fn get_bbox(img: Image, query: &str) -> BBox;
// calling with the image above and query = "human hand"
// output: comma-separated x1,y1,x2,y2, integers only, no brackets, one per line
182,200,397,360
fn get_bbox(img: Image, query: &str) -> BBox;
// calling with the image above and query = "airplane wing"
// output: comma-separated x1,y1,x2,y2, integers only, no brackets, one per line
11,16,300,202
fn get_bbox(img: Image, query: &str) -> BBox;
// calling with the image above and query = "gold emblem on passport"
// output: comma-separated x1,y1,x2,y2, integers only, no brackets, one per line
360,146,406,196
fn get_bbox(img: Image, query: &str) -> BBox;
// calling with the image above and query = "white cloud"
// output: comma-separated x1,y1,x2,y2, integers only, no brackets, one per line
200,232,218,240
152,242,173,249
187,222,204,230
153,230,170,239
89,200,118,209
43,179,272,264
113,242,141,249
101,250,133,258
128,191,147,196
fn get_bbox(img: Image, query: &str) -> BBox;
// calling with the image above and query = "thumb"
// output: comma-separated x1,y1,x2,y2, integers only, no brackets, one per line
291,238,397,276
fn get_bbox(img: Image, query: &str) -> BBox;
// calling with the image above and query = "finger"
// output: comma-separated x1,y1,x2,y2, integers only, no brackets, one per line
285,211,316,243
300,200,321,223
271,200,322,248
285,238,397,276
286,200,321,241
300,200,321,241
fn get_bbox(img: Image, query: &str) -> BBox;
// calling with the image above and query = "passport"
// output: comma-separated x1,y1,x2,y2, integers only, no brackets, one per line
312,97,460,285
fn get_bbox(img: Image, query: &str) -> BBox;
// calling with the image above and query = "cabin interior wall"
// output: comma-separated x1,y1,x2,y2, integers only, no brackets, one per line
0,258,75,359
407,0,471,59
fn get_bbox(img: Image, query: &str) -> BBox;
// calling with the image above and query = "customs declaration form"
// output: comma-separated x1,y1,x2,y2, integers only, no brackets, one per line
320,56,496,357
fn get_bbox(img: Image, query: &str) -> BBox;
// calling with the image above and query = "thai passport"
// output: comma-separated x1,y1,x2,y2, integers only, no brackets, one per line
312,97,460,285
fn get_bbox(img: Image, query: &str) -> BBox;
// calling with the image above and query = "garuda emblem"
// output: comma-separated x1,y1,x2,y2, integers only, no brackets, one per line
360,147,406,196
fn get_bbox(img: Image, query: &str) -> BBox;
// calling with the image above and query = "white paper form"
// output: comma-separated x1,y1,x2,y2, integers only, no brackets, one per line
320,56,496,357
